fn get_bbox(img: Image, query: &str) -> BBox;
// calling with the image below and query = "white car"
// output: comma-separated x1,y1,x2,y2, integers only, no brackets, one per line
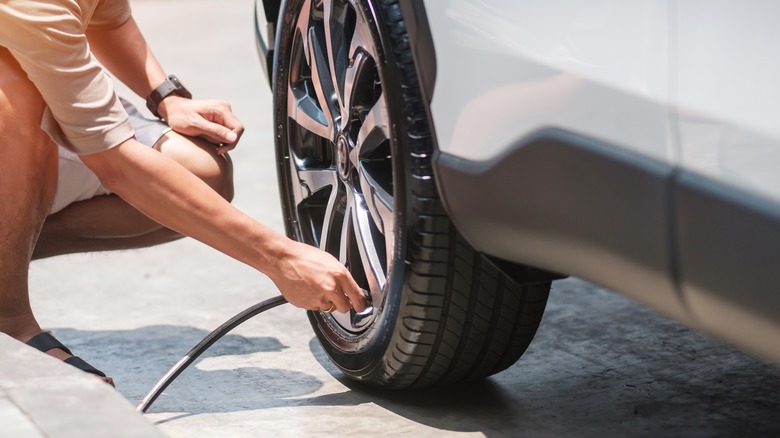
255,0,780,387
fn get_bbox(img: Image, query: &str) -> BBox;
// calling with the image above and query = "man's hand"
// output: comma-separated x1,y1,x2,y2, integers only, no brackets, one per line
268,240,368,314
158,96,244,154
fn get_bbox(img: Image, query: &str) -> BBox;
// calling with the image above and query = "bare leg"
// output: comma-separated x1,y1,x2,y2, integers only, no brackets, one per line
33,131,234,259
0,48,58,341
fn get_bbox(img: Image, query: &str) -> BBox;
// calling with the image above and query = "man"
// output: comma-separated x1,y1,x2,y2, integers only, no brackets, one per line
0,0,366,384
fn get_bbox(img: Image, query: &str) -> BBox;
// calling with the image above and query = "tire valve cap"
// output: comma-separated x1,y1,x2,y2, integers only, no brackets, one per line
351,289,374,328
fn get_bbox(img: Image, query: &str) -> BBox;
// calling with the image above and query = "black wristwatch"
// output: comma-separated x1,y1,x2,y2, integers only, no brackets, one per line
145,75,192,118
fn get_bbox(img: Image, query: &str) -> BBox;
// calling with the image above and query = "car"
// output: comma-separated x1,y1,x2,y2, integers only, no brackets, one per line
253,0,780,388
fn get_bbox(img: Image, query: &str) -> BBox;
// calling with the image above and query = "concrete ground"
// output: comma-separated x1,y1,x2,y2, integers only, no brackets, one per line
17,0,780,436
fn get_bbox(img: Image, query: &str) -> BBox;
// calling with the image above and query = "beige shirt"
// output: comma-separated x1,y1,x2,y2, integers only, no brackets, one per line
0,0,135,154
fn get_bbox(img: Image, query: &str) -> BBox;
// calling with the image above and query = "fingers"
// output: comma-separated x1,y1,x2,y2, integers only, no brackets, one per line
271,240,369,314
319,271,368,314
164,98,245,151
195,103,244,148
318,290,351,314
340,273,368,312
198,119,238,147
320,302,336,313
319,293,354,314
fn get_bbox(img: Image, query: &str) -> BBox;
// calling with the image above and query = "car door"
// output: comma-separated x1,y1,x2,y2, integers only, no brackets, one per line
672,0,780,364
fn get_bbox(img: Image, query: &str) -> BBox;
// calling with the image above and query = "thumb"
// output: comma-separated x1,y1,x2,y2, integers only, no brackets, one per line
201,121,238,145
223,130,238,143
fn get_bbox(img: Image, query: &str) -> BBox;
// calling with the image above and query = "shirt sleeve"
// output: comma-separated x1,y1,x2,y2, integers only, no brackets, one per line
0,1,134,155
90,0,132,30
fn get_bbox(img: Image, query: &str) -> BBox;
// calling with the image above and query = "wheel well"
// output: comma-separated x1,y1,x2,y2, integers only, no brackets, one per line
262,0,282,24
487,256,566,285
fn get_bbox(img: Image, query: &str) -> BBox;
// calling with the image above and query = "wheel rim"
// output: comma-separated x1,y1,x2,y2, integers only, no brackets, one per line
283,0,395,341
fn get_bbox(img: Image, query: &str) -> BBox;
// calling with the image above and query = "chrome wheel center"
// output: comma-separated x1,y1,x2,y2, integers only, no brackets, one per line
337,135,350,180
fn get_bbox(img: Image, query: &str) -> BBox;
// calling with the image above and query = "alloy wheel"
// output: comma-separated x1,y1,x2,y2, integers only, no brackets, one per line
282,0,396,343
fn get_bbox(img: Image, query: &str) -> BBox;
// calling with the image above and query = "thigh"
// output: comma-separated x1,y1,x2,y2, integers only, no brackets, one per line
50,99,169,214
51,105,234,214
0,46,58,241
0,47,57,197
0,47,48,141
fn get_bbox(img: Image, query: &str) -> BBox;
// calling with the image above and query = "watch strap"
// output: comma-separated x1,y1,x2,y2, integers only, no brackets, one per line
146,75,192,118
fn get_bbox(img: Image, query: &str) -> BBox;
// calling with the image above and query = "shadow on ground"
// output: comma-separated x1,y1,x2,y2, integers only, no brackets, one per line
50,280,780,436
306,280,780,437
50,325,322,414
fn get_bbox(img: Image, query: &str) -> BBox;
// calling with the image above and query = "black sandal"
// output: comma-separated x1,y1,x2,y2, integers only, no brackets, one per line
26,332,114,386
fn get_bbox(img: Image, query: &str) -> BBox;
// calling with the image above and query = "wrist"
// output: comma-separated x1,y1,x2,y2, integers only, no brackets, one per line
155,95,188,121
145,74,192,119
233,219,294,277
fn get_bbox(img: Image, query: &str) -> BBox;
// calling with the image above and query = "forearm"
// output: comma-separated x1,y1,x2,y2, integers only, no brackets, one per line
80,139,286,274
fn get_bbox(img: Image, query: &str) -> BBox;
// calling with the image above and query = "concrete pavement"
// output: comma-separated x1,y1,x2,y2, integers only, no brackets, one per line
0,334,163,438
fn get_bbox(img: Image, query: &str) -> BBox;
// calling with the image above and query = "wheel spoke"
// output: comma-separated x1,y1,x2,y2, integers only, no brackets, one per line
351,92,393,259
349,189,387,296
288,0,332,139
340,23,376,131
319,180,345,252
341,50,368,130
355,95,389,157
287,154,310,209
309,23,338,140
323,0,350,120
291,163,345,252
358,165,394,239
296,167,339,198
288,83,331,139
349,20,375,60
294,0,313,65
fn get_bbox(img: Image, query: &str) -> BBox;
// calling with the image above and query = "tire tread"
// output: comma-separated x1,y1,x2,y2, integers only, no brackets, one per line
371,0,551,388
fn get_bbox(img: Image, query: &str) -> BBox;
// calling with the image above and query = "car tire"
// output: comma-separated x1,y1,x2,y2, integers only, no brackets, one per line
272,0,551,387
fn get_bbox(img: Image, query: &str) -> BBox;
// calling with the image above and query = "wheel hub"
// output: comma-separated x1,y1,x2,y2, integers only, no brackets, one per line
336,134,351,180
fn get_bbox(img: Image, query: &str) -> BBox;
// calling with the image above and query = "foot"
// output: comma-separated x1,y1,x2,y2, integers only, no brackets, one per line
25,332,114,386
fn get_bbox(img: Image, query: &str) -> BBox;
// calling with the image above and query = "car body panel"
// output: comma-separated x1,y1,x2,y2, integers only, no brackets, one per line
423,0,673,164
675,170,780,363
675,1,780,204
435,129,689,323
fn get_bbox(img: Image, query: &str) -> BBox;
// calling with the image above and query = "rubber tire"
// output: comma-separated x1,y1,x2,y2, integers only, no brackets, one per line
272,0,551,388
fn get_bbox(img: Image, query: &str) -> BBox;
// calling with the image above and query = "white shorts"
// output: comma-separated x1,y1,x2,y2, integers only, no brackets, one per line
50,98,171,215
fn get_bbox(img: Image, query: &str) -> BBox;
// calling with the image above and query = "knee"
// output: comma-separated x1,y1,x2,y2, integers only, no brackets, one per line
211,153,235,203
191,146,234,203
155,132,235,202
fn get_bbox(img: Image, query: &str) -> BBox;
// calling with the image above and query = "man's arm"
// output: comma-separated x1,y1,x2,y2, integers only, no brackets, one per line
80,139,367,313
86,17,163,101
